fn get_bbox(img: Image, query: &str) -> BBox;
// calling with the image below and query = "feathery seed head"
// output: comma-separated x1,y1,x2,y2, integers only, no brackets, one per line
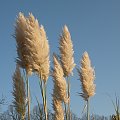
15,13,50,81
52,95,64,120
38,25,50,82
12,64,26,118
78,51,95,101
15,13,33,75
26,15,50,82
52,54,68,103
59,25,75,77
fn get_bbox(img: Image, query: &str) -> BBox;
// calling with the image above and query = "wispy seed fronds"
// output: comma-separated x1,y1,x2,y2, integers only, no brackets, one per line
12,64,26,119
59,25,75,77
52,95,64,120
78,52,95,101
15,13,50,81
15,12,33,75
52,54,68,103
26,14,50,82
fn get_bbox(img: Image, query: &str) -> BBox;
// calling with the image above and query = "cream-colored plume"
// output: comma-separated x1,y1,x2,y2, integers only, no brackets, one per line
52,54,68,103
15,13,50,82
15,12,32,75
26,14,50,82
52,95,64,120
59,25,75,77
12,64,26,119
52,54,67,120
78,52,95,101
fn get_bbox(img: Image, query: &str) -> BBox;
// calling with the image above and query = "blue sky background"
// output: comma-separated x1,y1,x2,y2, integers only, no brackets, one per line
0,0,120,117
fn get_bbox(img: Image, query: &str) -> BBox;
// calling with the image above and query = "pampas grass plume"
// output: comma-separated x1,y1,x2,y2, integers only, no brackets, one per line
59,25,75,77
15,13,33,75
52,95,64,120
15,13,50,82
52,54,68,103
12,64,26,119
52,54,68,120
78,51,95,101
26,13,50,82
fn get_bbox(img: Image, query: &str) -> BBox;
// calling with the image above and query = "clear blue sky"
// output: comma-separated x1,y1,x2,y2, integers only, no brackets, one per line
0,0,120,117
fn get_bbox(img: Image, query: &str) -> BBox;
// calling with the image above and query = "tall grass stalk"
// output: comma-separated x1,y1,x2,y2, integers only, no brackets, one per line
52,54,68,120
12,65,26,120
77,52,95,120
59,25,75,120
15,13,50,120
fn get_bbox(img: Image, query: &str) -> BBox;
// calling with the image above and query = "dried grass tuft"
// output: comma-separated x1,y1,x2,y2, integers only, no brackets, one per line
52,54,68,120
52,54,68,103
78,51,95,101
26,14,50,82
12,64,26,119
15,13,32,75
52,95,64,120
59,25,75,77
15,13,50,82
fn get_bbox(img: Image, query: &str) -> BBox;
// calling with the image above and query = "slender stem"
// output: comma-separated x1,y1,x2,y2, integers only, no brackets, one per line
87,98,90,120
64,103,67,120
26,74,30,120
44,82,48,120
41,79,45,105
38,75,45,115
39,72,47,120
67,76,71,120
